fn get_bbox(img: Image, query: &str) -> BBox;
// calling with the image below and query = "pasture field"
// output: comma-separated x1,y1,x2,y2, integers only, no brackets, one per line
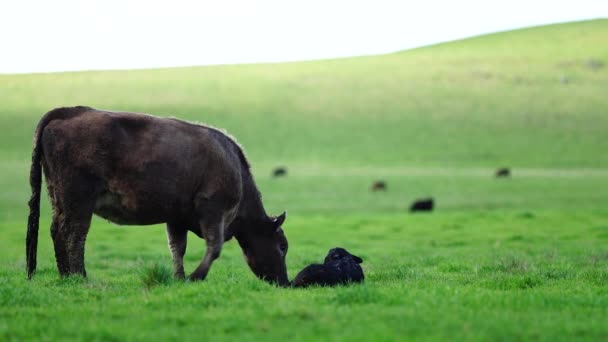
1,19,608,340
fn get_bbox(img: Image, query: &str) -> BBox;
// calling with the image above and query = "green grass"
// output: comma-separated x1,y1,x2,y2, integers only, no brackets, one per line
2,212,608,340
1,19,608,341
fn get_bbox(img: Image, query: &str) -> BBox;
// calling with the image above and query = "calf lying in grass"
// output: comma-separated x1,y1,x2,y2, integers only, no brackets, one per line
291,248,364,288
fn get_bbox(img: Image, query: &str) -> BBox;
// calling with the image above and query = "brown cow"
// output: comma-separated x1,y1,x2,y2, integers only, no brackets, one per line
26,106,289,285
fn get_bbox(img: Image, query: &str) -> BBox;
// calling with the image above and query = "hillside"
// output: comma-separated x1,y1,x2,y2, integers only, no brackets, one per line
0,19,607,216
2,19,607,165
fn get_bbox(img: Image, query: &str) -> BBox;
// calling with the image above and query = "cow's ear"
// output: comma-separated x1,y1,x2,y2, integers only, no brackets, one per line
273,211,287,228
352,255,363,264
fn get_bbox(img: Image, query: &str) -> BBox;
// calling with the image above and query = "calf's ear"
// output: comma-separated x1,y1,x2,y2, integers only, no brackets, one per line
352,255,363,264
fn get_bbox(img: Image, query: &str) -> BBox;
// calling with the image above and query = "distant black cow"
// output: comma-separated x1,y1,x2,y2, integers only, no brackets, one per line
409,198,434,212
291,248,364,288
272,167,287,178
495,168,511,178
370,180,387,192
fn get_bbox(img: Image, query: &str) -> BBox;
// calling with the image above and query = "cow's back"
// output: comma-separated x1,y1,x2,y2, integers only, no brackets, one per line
40,107,244,225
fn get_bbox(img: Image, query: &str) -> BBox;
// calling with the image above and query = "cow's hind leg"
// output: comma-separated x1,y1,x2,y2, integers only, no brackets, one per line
50,213,69,276
188,197,237,281
166,223,188,279
64,203,96,277
47,184,70,276
57,173,101,277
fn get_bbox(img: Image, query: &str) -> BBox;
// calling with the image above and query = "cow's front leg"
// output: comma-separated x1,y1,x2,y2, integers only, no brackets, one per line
188,193,238,281
188,216,225,281
166,223,188,279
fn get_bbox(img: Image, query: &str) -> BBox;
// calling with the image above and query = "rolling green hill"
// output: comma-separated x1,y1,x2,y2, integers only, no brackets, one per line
1,19,607,217
1,19,607,168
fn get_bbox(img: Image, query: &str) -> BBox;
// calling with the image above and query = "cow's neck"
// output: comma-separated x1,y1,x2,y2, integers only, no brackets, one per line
220,147,273,243
240,174,267,219
225,172,268,241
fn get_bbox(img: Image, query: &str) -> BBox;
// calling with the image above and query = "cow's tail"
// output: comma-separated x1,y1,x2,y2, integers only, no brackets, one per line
26,106,89,279
26,119,43,278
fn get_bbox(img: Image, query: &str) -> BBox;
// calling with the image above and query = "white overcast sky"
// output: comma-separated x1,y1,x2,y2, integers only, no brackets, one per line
0,0,605,74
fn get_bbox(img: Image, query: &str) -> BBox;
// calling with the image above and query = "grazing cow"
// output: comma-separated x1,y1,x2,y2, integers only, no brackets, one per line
272,167,287,178
495,168,511,178
409,198,434,212
370,180,387,192
26,106,289,285
291,247,364,288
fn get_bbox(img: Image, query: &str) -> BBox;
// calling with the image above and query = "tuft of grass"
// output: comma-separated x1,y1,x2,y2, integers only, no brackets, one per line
139,263,173,289
481,274,544,290
578,268,608,286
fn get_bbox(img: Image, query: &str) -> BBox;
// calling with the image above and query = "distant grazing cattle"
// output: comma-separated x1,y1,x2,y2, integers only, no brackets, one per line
26,106,289,285
272,167,287,178
495,168,511,178
370,180,387,192
291,248,364,288
586,58,604,71
410,198,434,212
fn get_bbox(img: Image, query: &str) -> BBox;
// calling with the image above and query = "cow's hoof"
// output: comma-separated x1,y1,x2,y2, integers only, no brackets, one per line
187,272,207,281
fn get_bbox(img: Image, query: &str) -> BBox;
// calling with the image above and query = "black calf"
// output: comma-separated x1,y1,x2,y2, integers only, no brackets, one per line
291,248,364,288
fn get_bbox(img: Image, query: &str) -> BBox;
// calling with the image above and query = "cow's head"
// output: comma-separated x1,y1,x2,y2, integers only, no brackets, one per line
233,212,289,286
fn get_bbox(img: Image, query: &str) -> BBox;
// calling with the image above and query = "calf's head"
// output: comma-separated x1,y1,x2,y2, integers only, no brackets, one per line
324,247,363,264
234,212,289,286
